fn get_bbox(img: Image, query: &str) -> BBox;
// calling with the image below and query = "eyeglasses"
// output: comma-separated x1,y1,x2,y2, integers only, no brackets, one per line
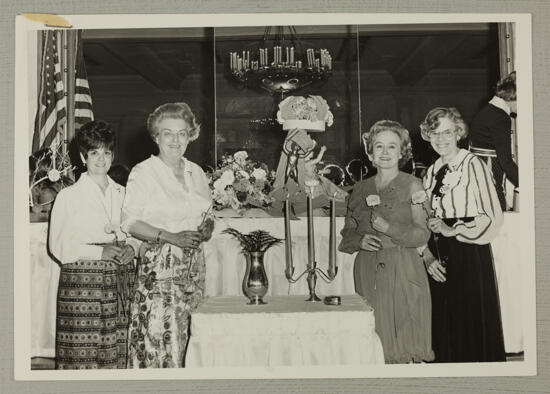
429,129,455,140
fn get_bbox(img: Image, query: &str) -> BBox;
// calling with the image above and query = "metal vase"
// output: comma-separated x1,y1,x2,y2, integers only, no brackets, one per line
242,251,268,305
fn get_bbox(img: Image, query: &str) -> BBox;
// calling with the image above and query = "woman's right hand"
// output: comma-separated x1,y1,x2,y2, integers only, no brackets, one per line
360,234,382,252
101,245,124,262
166,230,203,250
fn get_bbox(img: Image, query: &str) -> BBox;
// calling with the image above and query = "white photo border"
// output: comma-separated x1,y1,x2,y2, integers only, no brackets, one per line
14,12,536,380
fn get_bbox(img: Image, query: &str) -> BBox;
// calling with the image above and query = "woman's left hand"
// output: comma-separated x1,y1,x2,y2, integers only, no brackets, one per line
115,244,135,265
371,212,390,233
427,218,456,237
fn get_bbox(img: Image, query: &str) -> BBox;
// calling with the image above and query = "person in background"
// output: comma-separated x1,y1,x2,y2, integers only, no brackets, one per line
49,120,135,369
338,120,434,364
108,163,130,187
420,107,505,362
122,102,214,368
469,71,518,210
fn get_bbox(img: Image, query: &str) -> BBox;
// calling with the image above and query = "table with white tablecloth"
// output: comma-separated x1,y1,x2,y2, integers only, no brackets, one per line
185,294,385,367
30,212,523,358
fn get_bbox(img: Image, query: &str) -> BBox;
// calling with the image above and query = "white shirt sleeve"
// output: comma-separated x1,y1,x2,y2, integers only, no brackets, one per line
121,163,149,234
49,189,104,264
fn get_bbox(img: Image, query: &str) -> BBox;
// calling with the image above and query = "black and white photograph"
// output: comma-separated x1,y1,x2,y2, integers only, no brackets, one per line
13,13,536,380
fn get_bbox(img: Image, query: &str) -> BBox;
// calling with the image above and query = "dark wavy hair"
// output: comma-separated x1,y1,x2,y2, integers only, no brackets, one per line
146,102,201,141
362,120,413,168
495,71,516,101
420,107,468,142
75,120,116,158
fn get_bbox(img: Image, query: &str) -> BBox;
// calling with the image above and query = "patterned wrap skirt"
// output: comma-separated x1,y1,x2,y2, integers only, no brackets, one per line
56,258,136,369
128,241,205,368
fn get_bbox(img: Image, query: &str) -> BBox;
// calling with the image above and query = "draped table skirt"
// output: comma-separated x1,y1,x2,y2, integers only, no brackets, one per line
185,294,385,367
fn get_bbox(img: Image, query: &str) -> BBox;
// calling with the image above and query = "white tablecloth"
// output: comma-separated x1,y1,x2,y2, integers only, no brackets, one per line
185,294,385,367
29,212,524,357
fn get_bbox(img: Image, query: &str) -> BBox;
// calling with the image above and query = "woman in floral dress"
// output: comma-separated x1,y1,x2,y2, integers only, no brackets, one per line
338,120,434,363
420,107,505,362
122,102,213,368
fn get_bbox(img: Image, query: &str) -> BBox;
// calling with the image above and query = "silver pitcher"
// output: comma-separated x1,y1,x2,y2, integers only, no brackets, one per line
242,251,268,305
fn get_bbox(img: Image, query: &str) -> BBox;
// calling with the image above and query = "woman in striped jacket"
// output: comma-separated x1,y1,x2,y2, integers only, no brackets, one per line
419,107,506,363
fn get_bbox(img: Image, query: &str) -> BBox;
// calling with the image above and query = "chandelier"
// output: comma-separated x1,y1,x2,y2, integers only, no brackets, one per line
228,26,332,98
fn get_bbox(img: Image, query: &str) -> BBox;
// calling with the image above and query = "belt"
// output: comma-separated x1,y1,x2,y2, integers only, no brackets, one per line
470,146,497,157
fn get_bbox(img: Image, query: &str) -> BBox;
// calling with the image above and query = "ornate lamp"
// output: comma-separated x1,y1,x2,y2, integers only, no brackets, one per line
228,26,332,98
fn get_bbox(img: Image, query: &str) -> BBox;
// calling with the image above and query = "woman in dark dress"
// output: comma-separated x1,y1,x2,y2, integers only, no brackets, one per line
420,107,506,362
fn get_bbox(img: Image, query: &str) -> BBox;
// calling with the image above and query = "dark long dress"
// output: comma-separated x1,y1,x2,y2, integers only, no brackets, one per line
339,172,434,363
424,150,506,362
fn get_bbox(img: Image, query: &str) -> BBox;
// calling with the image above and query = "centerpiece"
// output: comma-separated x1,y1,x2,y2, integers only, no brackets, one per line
207,150,276,216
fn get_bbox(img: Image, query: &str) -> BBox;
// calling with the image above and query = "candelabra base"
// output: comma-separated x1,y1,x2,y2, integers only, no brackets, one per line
305,294,322,302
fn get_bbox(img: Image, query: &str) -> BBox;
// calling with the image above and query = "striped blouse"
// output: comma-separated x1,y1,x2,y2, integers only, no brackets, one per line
423,149,503,245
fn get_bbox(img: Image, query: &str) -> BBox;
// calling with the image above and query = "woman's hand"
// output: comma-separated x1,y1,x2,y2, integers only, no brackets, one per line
371,212,390,233
101,245,124,262
425,259,447,282
166,230,203,250
427,218,456,237
360,234,382,252
116,244,135,265
422,247,446,282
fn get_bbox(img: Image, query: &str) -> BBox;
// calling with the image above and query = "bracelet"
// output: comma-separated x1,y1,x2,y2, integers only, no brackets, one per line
156,230,163,243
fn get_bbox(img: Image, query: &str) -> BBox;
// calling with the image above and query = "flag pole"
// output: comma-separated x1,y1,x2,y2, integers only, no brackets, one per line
65,29,77,153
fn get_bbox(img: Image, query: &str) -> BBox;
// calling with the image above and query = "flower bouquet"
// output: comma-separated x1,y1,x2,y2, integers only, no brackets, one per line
207,150,276,215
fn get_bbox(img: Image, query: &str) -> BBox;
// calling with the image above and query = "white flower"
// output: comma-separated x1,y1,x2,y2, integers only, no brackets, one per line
238,170,250,180
411,190,428,204
47,169,61,182
233,151,248,165
220,170,235,185
251,168,267,181
366,194,381,207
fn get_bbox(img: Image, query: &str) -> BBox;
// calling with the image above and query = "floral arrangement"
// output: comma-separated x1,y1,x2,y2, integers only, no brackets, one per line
276,95,334,131
29,145,74,209
222,228,282,253
208,150,276,214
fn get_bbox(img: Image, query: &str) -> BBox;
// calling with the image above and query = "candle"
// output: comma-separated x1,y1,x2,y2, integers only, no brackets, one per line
286,46,289,64
328,194,337,278
307,190,315,269
290,47,294,65
284,197,294,279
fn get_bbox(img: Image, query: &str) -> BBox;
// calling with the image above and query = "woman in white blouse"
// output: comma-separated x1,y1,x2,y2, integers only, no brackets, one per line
419,107,506,362
122,102,213,368
49,121,136,369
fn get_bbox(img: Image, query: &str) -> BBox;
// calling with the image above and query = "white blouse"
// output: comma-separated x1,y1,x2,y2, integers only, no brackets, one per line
424,149,503,245
49,173,127,265
121,155,212,235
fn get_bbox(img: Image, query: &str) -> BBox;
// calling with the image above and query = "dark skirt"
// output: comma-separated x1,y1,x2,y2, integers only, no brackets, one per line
56,259,135,369
428,227,506,363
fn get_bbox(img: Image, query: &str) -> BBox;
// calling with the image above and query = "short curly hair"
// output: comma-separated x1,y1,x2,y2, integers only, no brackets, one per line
420,107,468,142
495,71,516,101
362,120,413,168
75,120,116,158
146,102,201,141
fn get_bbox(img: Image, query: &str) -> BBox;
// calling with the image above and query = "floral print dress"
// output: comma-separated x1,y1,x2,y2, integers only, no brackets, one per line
128,242,205,368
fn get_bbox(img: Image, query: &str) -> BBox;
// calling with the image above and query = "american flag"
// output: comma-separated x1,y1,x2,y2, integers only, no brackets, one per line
32,30,94,153
32,30,66,153
74,30,94,129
